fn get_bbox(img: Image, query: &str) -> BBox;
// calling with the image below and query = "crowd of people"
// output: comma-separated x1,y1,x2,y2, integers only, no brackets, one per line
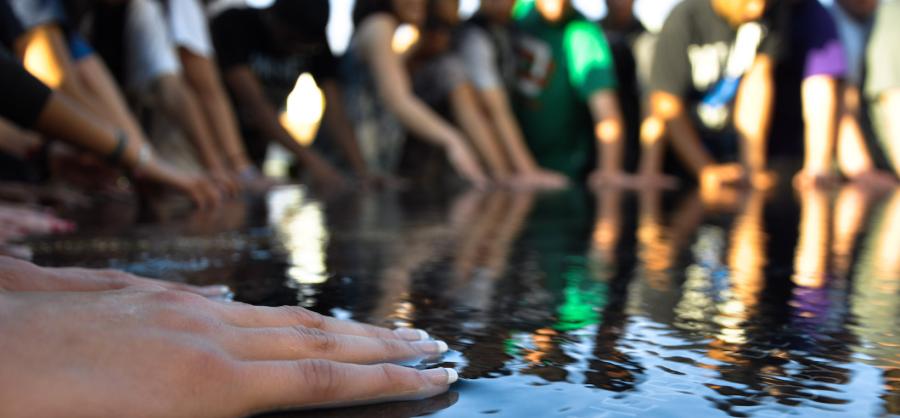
0,0,899,415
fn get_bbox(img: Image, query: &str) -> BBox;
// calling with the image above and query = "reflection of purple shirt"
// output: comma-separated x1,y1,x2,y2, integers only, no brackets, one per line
796,0,848,79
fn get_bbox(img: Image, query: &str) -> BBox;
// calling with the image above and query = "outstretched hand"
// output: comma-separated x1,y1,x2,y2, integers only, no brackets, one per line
0,287,457,417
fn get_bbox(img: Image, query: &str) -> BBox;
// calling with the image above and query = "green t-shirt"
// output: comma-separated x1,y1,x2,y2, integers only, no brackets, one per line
512,0,618,180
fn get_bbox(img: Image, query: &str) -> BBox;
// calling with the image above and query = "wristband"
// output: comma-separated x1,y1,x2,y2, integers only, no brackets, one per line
106,130,128,166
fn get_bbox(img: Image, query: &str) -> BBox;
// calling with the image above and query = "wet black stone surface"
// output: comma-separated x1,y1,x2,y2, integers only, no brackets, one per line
27,185,900,417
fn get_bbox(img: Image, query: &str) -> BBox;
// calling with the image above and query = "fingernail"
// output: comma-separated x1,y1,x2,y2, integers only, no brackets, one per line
394,328,429,341
413,340,448,355
423,368,458,386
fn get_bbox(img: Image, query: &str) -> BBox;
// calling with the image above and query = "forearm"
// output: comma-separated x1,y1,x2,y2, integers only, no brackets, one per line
321,82,369,177
734,58,774,172
153,75,227,172
450,84,511,178
179,51,252,171
589,91,626,174
638,116,667,174
481,89,540,173
75,56,153,155
668,112,715,176
801,75,839,175
247,99,327,169
882,90,900,175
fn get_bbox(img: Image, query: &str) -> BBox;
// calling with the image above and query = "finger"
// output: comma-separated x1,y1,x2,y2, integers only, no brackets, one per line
239,360,457,412
221,326,449,363
217,304,432,341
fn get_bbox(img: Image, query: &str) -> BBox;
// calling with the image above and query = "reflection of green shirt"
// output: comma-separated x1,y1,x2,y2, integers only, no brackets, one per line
513,0,617,180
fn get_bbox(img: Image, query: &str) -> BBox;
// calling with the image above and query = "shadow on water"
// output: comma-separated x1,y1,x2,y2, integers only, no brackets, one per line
27,184,900,417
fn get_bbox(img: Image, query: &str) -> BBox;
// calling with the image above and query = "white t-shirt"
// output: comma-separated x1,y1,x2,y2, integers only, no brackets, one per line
125,0,181,90
125,0,214,90
167,0,214,58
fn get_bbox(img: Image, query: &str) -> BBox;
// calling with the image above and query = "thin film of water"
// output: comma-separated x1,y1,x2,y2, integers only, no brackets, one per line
28,186,900,417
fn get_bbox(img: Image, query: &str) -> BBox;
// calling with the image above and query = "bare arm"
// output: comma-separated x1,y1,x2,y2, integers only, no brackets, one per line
178,49,253,172
477,88,540,173
798,75,840,183
588,90,626,176
319,80,369,179
733,55,774,175
222,66,344,184
449,84,511,180
151,74,228,174
358,16,486,185
33,91,217,207
360,17,467,149
881,89,900,176
650,91,715,176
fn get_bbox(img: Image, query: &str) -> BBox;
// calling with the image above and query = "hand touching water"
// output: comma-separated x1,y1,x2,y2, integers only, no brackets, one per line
0,286,457,417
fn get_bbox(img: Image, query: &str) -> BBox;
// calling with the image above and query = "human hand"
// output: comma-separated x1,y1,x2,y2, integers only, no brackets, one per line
236,166,279,193
0,288,457,417
445,140,489,189
0,205,75,242
306,157,350,193
633,171,680,190
211,168,242,198
700,163,747,190
793,169,840,190
847,169,898,192
511,168,569,190
588,169,639,189
0,256,231,297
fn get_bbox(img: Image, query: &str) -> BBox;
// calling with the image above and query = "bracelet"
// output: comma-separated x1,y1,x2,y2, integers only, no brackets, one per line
106,130,129,165
132,142,154,173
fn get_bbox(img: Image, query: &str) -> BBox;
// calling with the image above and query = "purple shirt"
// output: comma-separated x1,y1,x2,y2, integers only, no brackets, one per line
796,0,847,79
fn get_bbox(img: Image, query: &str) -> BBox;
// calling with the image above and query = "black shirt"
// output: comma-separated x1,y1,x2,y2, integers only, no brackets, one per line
0,54,52,128
0,1,24,50
650,0,782,134
210,7,338,109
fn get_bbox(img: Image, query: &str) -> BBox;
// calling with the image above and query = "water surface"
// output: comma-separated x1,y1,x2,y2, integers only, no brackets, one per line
29,185,900,417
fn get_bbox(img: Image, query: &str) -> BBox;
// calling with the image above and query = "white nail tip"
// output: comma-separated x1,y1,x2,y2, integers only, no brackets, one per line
436,340,449,353
416,329,430,340
445,368,459,385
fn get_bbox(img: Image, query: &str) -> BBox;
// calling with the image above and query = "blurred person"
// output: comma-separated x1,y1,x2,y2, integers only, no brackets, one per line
344,0,487,187
0,52,220,207
512,0,634,188
865,0,900,178
454,0,570,189
165,0,271,191
209,0,374,190
7,0,160,181
0,256,458,416
637,0,780,191
90,0,240,196
406,1,515,186
825,0,896,188
600,0,651,175
770,0,893,190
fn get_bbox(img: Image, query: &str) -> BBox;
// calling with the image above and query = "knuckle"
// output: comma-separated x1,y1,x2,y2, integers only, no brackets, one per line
296,359,342,399
377,364,421,393
279,306,326,329
289,326,337,353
